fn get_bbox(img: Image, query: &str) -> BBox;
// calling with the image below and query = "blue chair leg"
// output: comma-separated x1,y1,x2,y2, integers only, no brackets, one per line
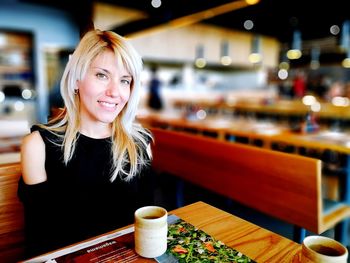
293,226,306,244
225,198,233,210
335,221,349,246
176,179,184,208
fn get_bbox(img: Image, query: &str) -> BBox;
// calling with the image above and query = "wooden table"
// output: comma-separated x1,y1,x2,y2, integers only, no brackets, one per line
23,201,301,263
173,98,350,121
171,202,301,262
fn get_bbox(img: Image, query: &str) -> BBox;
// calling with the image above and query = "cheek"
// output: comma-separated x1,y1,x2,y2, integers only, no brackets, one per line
120,87,131,103
79,80,101,100
79,88,97,104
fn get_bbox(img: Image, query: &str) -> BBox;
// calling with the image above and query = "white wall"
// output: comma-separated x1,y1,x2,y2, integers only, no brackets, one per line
129,23,280,68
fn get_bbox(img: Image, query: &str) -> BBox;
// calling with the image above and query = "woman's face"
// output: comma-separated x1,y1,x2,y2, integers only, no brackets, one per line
77,49,132,131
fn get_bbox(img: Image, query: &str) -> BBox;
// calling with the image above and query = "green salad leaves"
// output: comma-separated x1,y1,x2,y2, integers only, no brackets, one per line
167,219,255,263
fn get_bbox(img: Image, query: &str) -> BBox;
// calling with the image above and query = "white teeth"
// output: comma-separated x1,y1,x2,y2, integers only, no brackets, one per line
99,101,116,108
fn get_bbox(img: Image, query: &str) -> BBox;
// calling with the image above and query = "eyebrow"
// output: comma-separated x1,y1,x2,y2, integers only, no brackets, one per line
92,67,132,79
93,67,110,74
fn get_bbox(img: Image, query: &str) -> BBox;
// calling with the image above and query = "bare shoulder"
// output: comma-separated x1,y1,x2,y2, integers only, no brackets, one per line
22,131,45,149
21,131,47,185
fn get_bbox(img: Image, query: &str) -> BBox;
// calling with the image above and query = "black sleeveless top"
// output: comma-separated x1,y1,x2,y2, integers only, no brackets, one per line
18,126,153,258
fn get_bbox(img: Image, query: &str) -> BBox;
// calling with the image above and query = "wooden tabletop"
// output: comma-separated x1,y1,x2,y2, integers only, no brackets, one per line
172,201,301,263
25,201,301,263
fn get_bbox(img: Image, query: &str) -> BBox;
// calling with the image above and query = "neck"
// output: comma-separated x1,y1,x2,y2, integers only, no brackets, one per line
79,124,112,139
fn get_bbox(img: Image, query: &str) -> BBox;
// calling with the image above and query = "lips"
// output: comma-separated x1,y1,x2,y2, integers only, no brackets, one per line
98,100,117,108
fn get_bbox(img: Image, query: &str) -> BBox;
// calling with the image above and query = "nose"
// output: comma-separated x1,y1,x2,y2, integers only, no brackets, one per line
105,80,120,98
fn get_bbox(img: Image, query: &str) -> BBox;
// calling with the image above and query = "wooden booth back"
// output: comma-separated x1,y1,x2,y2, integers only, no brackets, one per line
150,128,324,233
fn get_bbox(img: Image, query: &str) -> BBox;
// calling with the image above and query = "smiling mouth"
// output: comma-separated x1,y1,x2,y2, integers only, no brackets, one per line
98,101,117,108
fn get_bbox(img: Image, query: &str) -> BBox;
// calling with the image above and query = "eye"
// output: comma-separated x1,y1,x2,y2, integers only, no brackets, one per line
121,79,131,85
96,72,108,80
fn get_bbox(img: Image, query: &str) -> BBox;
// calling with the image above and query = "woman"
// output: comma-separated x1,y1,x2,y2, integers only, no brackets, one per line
18,30,153,258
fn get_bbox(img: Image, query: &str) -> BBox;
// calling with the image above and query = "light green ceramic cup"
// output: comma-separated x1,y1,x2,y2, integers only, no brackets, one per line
301,236,348,263
134,206,168,258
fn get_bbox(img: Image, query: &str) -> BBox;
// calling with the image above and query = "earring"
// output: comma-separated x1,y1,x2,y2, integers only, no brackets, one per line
74,89,79,95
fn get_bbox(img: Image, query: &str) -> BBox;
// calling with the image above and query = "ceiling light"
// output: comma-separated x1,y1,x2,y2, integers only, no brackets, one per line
287,49,301,60
330,25,340,35
278,69,288,80
279,61,289,70
195,58,206,68
342,45,350,68
287,30,302,60
220,41,232,66
310,47,320,69
249,53,262,64
310,61,320,70
151,0,162,8
195,44,206,68
22,89,32,100
221,56,232,66
342,58,350,68
243,20,254,30
249,35,262,64
340,20,350,51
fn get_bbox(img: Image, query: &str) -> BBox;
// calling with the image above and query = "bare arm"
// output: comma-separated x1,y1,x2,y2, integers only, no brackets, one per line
21,131,47,185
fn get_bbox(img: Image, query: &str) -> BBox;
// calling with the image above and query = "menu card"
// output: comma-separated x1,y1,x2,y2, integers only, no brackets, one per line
34,215,254,263
51,230,152,263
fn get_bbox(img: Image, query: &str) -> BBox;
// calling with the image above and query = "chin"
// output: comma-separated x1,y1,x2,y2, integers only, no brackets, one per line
97,113,119,124
100,116,118,124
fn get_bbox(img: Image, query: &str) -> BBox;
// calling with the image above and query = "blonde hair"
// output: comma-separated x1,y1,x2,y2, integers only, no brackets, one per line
44,29,152,181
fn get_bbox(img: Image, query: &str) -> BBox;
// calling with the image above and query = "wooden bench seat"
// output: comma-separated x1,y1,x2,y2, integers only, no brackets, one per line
150,128,350,242
0,162,25,263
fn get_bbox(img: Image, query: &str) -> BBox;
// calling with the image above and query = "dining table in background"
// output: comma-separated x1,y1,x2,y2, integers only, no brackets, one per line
172,98,350,124
137,110,350,203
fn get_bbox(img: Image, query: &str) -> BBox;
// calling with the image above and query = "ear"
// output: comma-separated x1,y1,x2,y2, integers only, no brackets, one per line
74,80,80,95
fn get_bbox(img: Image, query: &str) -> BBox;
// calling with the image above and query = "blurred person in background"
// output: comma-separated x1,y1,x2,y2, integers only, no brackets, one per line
18,29,154,258
48,50,72,115
325,81,344,101
147,65,163,110
307,74,328,100
292,71,306,99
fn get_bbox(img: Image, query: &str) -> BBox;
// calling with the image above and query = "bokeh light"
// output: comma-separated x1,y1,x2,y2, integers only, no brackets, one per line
0,91,4,103
22,89,32,100
278,69,288,80
330,25,340,35
151,0,162,8
14,100,24,111
244,20,254,30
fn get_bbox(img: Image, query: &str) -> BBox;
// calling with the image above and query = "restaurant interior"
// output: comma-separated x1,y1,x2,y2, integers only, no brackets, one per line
2,0,350,262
